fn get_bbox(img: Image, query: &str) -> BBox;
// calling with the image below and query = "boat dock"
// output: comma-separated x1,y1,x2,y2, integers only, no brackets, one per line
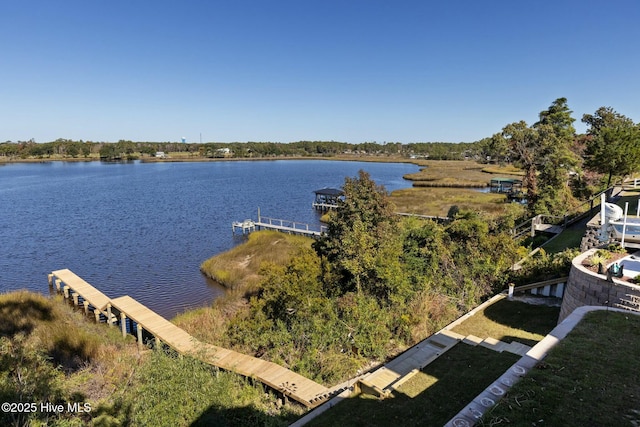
233,211,327,238
48,269,339,408
312,188,344,211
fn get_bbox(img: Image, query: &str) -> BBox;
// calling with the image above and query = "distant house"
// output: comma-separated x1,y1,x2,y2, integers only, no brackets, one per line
213,147,232,158
155,151,167,158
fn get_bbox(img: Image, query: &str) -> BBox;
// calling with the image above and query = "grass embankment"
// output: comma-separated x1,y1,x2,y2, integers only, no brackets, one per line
483,310,640,426
309,298,560,426
200,230,313,293
177,230,313,345
0,290,304,426
308,345,519,427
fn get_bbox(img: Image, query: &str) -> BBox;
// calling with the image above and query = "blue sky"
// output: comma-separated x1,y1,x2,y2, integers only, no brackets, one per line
1,1,639,144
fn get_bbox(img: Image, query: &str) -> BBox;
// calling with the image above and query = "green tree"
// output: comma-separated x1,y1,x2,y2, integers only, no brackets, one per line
314,170,404,300
502,98,579,214
477,133,509,164
502,120,540,204
582,107,640,186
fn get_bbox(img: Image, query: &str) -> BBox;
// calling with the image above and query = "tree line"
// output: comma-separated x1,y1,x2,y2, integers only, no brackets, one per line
476,99,640,215
0,138,476,160
3,98,639,215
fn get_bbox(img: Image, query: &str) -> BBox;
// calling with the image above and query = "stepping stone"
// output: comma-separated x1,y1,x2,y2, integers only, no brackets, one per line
479,337,508,352
363,367,401,390
430,330,462,348
439,329,466,340
503,341,532,356
462,334,483,346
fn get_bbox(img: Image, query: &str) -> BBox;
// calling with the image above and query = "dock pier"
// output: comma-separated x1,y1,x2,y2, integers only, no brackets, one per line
233,210,327,238
48,269,337,408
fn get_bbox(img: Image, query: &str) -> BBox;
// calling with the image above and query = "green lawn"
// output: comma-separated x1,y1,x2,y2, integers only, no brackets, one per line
307,345,519,427
542,227,585,254
304,297,562,426
451,298,561,347
482,311,640,426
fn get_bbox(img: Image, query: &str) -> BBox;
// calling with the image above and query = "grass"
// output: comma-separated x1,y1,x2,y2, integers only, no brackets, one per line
111,349,304,426
307,345,519,427
541,227,585,254
200,230,313,292
482,311,640,426
390,187,514,217
306,297,560,426
451,298,561,347
481,165,525,176
402,160,522,187
0,290,305,426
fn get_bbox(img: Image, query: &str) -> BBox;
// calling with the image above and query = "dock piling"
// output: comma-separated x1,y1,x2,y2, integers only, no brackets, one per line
120,313,127,338
136,324,144,351
107,304,113,327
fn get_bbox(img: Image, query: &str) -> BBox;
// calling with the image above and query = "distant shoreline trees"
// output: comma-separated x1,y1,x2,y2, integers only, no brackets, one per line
0,139,480,161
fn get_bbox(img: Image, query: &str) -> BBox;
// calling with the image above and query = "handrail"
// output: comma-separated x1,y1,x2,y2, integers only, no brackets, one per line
511,185,617,238
512,276,569,292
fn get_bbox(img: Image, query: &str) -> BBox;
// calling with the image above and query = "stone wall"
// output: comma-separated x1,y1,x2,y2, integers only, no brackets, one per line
559,249,640,322
580,223,616,252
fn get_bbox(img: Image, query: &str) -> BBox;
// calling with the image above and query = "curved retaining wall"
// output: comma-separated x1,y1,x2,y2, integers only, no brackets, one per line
558,249,640,322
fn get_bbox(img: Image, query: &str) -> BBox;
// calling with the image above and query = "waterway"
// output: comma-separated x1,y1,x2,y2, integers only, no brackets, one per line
0,159,418,318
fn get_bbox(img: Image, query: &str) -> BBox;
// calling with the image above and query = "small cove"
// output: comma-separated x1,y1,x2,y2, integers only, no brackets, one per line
0,159,418,318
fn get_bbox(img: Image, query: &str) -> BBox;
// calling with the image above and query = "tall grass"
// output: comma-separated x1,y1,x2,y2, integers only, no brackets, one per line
108,349,304,427
1,290,304,426
402,160,522,186
390,187,517,217
200,230,312,292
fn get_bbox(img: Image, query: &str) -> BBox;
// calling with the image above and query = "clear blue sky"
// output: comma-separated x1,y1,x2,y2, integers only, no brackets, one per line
2,1,639,144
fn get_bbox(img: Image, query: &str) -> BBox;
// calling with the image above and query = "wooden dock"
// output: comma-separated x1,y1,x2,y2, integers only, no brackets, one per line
48,269,336,408
233,212,327,238
48,269,116,323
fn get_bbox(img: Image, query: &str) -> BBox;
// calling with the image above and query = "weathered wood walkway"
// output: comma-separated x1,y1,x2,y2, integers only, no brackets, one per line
49,269,336,408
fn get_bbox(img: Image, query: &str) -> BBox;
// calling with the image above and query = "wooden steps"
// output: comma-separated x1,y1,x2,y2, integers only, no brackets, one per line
357,329,463,397
460,334,531,356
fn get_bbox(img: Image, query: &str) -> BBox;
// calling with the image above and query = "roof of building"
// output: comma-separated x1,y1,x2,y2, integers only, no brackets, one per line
490,177,523,184
313,188,344,196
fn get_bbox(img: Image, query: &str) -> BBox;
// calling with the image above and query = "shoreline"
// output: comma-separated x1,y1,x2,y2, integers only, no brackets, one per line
0,153,425,165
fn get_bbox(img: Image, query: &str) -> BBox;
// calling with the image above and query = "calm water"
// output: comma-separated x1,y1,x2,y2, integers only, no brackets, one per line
0,160,417,318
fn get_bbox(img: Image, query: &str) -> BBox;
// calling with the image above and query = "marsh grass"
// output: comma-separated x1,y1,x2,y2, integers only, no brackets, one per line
173,295,248,344
1,290,303,426
0,291,141,425
390,187,513,217
200,230,313,292
402,160,522,187
481,165,525,176
482,311,640,426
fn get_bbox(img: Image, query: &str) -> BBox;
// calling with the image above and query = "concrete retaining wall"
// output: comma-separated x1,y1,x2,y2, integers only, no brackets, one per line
558,249,640,322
